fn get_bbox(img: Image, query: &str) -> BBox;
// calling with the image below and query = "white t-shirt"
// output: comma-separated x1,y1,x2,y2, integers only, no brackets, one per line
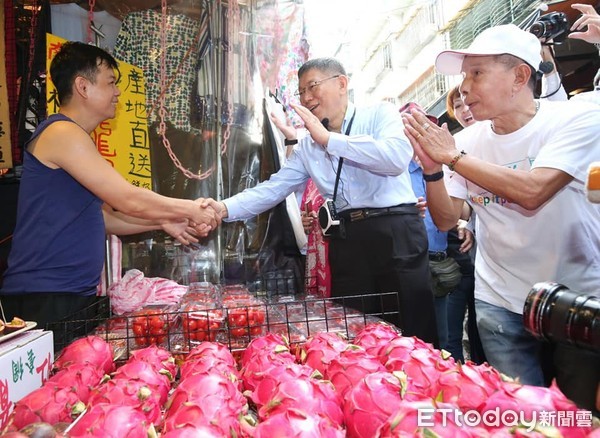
445,99,600,313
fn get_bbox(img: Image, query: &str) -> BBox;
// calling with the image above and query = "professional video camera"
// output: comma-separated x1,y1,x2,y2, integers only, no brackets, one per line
529,11,569,41
523,281,600,352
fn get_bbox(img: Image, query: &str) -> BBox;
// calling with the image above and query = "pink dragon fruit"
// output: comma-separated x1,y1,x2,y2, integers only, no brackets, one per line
343,371,407,438
163,373,248,435
298,332,349,376
479,381,593,437
179,354,240,383
161,425,226,438
87,378,162,423
54,336,115,374
9,385,85,430
254,408,346,438
241,333,290,367
112,360,171,405
249,362,316,408
389,347,456,399
128,345,177,381
377,335,434,367
258,377,343,427
326,347,386,397
434,361,505,412
46,363,104,403
375,400,486,437
162,404,242,437
353,322,401,357
67,404,155,437
241,349,297,392
186,341,237,367
585,428,600,438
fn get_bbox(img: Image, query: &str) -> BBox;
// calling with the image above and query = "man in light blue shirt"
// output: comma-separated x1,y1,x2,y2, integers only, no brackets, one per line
212,58,438,345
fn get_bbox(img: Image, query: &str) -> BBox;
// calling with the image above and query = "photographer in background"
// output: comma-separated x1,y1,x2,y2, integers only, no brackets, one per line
569,3,600,104
530,3,600,104
209,58,439,346
528,9,570,101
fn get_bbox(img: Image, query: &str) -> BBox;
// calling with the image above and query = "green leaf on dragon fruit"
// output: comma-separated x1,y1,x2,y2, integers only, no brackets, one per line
391,370,408,398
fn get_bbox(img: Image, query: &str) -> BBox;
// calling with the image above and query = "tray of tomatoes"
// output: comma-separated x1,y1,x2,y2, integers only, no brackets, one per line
130,306,177,347
180,302,226,343
221,294,266,338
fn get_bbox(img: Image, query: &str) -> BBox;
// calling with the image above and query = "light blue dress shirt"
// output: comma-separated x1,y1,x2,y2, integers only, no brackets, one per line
224,101,417,221
409,160,448,252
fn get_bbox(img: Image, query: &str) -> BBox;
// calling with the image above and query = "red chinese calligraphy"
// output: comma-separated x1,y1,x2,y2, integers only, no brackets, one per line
35,352,52,385
94,121,116,158
47,42,63,60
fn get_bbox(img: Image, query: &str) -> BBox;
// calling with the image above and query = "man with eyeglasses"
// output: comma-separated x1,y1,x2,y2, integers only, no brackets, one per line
208,57,438,346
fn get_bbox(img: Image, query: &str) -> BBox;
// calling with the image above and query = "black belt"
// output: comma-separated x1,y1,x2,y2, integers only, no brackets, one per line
338,204,417,222
429,251,447,262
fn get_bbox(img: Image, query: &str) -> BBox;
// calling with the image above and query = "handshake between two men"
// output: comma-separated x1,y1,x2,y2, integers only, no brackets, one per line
168,198,228,246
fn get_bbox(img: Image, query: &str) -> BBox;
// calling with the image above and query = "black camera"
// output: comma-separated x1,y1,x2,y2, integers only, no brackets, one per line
318,199,341,237
523,281,600,352
529,12,569,42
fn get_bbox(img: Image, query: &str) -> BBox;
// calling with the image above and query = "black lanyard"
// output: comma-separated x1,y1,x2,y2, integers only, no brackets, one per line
332,109,356,203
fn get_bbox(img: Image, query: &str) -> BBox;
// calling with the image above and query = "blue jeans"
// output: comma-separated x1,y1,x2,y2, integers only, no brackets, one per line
446,230,486,364
447,275,487,364
434,295,448,349
475,299,545,385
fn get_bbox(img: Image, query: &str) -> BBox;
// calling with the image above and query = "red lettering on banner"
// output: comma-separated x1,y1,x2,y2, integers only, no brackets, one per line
47,42,63,60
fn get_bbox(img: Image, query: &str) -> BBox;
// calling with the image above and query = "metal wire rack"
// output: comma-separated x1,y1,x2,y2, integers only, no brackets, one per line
48,291,401,360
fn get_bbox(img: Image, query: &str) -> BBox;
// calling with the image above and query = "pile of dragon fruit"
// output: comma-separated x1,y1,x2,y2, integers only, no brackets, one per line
2,322,599,437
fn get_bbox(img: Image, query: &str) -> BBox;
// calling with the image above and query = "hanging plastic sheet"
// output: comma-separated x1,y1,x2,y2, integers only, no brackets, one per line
115,0,309,290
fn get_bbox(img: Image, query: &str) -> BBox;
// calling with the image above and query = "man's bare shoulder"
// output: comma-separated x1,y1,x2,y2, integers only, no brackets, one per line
29,119,95,168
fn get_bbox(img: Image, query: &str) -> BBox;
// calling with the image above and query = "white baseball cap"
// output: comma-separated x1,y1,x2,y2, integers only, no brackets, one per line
435,24,543,75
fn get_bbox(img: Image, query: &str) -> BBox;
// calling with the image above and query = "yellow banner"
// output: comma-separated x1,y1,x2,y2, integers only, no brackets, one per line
0,5,12,169
46,34,152,189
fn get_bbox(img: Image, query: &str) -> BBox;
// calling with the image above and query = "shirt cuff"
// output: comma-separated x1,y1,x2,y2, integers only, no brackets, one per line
325,132,346,154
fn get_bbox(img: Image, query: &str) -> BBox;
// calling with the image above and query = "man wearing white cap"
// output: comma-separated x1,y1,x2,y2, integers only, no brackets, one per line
402,24,600,413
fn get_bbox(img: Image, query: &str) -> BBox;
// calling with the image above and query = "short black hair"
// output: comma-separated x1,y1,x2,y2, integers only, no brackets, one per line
50,41,119,105
298,58,347,79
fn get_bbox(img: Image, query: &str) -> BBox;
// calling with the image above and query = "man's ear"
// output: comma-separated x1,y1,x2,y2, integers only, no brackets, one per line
73,76,88,98
338,74,349,94
514,63,532,90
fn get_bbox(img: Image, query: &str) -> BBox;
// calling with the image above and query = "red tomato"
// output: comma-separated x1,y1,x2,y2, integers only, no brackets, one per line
230,328,246,337
132,323,145,336
133,317,149,330
149,316,165,329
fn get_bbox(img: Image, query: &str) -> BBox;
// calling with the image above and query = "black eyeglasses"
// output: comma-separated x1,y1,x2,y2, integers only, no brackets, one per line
295,75,341,97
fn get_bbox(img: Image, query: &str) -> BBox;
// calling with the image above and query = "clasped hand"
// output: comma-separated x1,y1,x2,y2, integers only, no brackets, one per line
401,110,457,174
